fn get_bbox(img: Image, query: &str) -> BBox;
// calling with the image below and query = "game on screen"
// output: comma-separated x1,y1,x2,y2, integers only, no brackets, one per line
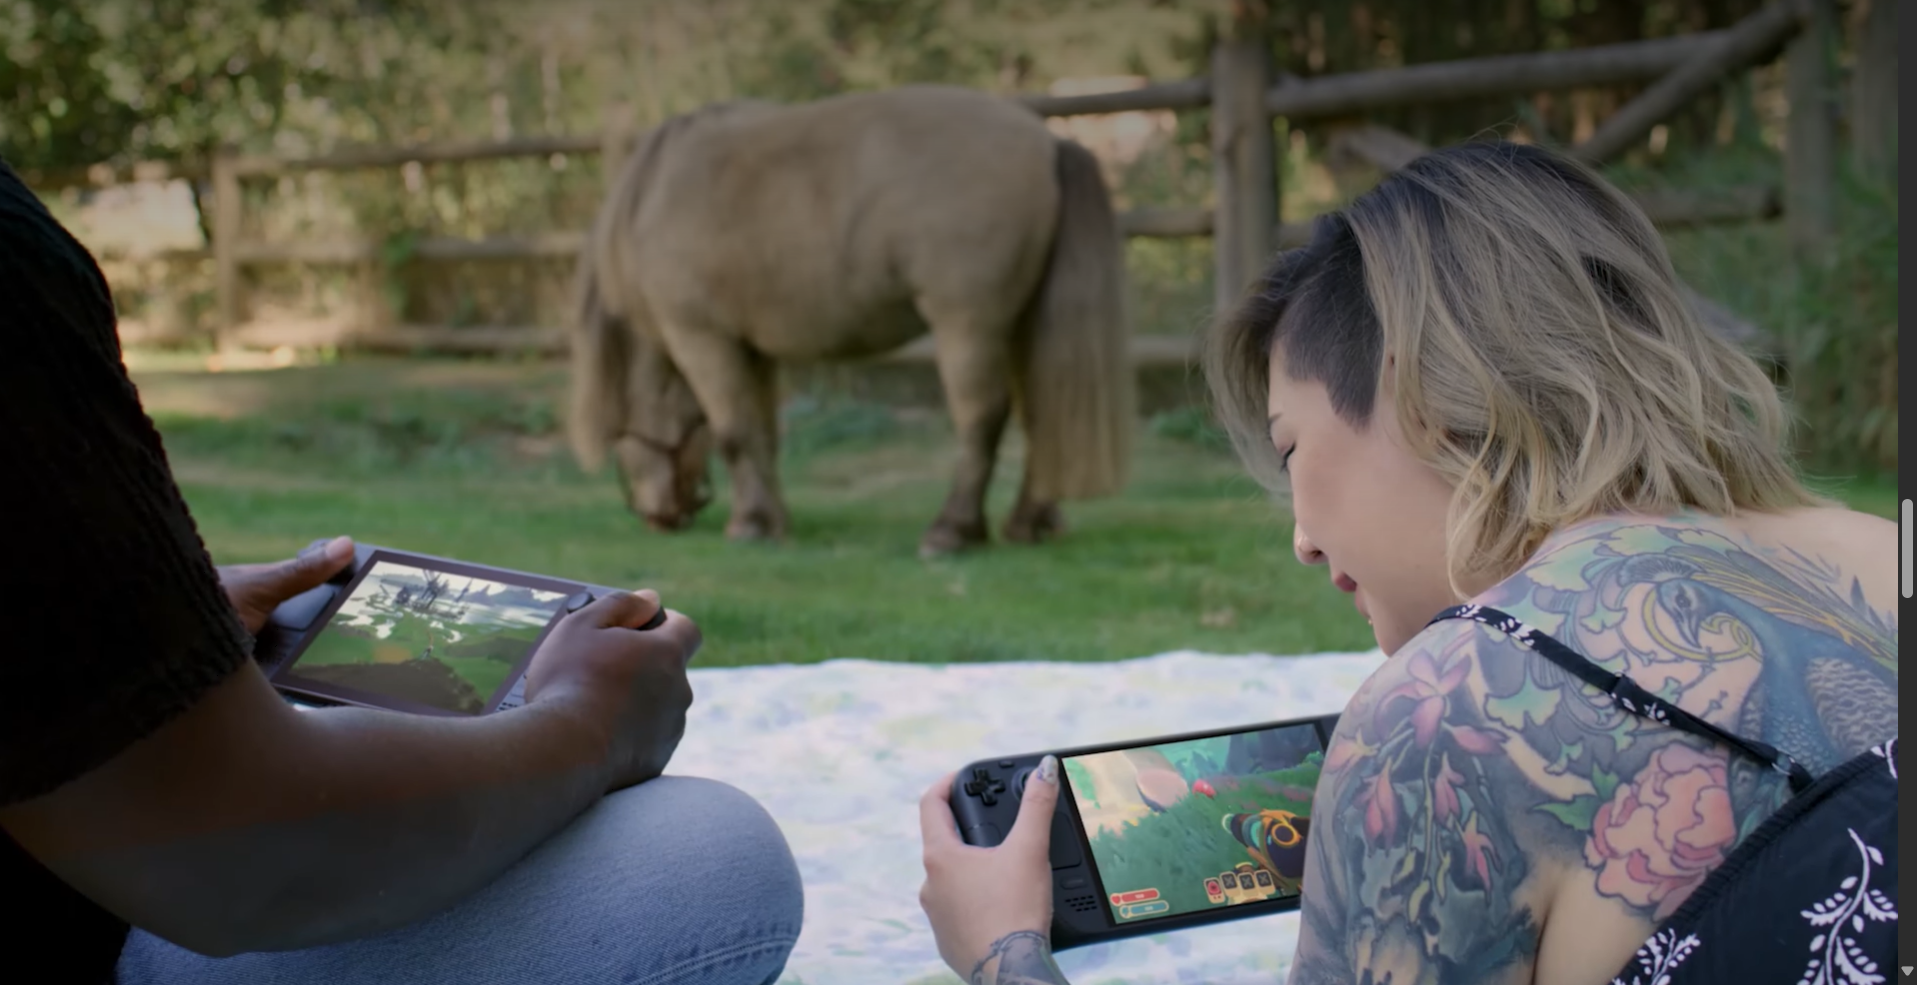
284,560,569,714
1063,723,1324,924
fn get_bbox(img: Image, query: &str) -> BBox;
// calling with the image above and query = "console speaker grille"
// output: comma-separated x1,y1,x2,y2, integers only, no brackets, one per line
1065,894,1098,914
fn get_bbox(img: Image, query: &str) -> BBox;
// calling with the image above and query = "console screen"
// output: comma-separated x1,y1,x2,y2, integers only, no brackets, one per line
281,559,570,714
1062,722,1325,925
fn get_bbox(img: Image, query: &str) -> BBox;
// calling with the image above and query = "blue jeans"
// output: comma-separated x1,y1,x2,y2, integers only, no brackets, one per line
116,777,805,985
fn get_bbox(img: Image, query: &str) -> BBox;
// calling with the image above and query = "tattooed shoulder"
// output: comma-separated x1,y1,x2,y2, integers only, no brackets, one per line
1291,619,1548,985
1289,517,1898,984
1492,516,1898,774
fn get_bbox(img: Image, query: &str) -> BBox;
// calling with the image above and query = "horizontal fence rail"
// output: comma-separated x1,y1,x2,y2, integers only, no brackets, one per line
104,182,1763,268
59,4,1824,363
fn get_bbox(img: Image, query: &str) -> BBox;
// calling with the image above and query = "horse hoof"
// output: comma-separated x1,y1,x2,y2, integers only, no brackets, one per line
1002,506,1064,544
726,517,780,542
919,524,986,559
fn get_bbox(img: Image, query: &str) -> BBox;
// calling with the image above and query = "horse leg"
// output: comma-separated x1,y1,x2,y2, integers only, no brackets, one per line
659,326,788,542
1003,471,1065,544
918,318,1014,559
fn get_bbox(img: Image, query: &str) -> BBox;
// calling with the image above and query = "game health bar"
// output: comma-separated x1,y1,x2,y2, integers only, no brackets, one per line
1110,888,1160,906
1116,900,1171,920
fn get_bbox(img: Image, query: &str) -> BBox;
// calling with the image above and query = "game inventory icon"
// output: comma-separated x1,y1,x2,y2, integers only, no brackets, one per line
1204,877,1226,905
1236,863,1278,901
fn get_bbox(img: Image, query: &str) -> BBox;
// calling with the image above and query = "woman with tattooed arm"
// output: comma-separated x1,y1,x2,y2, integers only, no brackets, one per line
917,141,1898,985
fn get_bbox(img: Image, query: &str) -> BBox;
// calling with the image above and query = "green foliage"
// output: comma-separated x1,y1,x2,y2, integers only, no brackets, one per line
0,0,511,169
1146,406,1232,453
21,1,1890,472
1621,149,1900,477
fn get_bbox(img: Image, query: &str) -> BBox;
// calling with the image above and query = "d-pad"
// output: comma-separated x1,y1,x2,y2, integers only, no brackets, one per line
962,766,1008,806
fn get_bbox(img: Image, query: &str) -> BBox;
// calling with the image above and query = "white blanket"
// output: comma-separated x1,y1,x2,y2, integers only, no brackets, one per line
666,650,1388,985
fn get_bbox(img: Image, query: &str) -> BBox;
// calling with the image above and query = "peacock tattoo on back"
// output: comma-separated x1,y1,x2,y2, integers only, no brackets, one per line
1614,545,1898,778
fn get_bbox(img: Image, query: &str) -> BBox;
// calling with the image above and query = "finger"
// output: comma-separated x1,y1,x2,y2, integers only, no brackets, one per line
918,772,965,851
282,536,355,588
580,589,662,629
1007,755,1061,851
654,609,703,665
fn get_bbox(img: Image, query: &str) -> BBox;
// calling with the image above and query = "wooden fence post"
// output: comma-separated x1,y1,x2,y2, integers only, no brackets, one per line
1785,0,1838,263
601,102,634,197
211,144,241,353
1209,3,1276,318
1848,0,1897,185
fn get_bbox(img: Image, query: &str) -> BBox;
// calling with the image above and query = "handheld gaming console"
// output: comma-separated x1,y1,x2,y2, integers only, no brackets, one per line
256,543,664,716
951,712,1340,950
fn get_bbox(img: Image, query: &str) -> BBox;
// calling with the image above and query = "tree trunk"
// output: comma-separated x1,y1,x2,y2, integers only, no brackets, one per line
1785,0,1838,263
1848,0,1897,184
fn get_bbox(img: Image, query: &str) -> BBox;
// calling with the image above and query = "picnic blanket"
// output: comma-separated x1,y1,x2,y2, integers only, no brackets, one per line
665,648,1388,985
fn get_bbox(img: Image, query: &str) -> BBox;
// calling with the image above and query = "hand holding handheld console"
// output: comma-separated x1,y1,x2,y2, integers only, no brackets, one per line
950,713,1338,950
256,543,666,716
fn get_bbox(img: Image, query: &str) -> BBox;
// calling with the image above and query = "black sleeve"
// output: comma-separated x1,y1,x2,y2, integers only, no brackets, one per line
0,160,252,806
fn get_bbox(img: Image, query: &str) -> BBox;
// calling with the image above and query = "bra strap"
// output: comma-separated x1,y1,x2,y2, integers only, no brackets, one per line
1429,604,1816,795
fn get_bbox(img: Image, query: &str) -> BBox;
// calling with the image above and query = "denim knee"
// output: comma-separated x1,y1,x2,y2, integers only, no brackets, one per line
589,775,805,984
116,775,804,985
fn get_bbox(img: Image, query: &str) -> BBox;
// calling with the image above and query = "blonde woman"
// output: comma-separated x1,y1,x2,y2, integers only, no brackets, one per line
918,140,1897,984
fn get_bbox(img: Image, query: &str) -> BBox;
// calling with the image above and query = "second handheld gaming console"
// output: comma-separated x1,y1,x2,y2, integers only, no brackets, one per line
255,543,663,716
951,712,1340,950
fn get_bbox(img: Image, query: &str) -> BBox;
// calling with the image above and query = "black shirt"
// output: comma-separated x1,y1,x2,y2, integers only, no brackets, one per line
0,160,254,983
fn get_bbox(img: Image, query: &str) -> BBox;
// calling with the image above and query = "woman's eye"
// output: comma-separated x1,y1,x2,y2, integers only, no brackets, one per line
1280,447,1295,473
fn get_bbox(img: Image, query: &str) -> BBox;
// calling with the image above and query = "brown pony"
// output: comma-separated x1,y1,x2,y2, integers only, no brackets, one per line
567,84,1135,557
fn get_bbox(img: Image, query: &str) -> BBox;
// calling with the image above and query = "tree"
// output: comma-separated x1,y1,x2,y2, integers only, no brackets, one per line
1848,0,1895,184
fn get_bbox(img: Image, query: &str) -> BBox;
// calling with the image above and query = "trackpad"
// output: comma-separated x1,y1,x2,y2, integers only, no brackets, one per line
1050,810,1083,869
269,583,337,630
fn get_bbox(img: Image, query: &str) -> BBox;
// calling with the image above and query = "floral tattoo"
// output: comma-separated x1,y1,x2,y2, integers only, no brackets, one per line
1289,519,1897,984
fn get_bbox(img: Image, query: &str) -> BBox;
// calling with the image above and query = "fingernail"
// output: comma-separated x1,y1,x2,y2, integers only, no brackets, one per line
325,536,352,558
1036,755,1059,786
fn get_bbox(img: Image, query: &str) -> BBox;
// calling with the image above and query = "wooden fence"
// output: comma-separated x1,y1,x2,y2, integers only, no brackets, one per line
95,0,1836,363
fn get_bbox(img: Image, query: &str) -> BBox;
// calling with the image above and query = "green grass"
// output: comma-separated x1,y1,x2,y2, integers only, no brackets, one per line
141,357,1372,667
135,355,1898,669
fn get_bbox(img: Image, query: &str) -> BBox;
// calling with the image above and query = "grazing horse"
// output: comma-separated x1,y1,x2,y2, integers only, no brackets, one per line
567,84,1135,557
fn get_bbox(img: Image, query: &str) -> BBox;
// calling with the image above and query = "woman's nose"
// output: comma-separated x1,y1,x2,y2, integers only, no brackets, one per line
1293,525,1326,566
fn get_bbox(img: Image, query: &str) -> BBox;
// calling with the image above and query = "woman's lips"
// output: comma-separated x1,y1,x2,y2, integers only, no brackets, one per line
1333,574,1370,622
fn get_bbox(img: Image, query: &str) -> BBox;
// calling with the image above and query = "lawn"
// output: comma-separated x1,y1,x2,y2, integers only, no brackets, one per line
130,352,1898,669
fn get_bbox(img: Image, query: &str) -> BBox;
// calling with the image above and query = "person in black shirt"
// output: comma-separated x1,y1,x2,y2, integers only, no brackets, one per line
0,160,803,985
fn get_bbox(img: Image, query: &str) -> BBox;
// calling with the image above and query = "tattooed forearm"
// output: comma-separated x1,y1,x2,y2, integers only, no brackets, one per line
968,930,1070,985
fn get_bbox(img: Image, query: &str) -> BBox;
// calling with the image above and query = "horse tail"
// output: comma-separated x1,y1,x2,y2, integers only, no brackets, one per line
567,117,684,472
1019,137,1134,501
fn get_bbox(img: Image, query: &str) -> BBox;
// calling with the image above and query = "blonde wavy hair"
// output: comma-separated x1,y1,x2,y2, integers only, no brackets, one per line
1204,141,1826,598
